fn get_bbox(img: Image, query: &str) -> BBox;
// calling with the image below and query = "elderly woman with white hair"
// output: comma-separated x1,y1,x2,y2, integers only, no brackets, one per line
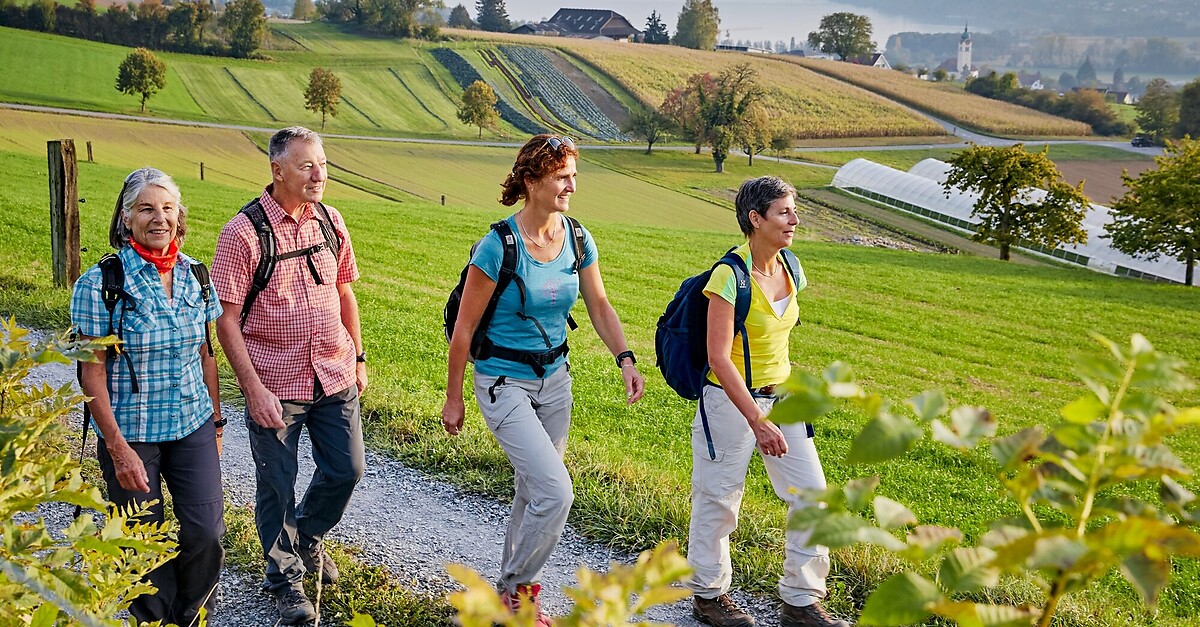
70,167,225,626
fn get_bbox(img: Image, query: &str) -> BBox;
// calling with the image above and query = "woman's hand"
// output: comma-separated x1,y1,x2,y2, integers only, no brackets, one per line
621,364,645,405
107,439,150,493
442,396,465,436
750,415,788,458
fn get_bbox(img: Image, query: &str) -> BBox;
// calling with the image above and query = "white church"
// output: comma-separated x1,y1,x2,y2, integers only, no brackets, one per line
934,25,979,81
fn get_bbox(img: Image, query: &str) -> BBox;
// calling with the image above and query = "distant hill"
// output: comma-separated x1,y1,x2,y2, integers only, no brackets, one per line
846,0,1199,37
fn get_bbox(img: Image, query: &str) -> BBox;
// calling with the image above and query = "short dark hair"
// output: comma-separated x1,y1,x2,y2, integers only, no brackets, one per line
269,126,323,163
734,176,796,236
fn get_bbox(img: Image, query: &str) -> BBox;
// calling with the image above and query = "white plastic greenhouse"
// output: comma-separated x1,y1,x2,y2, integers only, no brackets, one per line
831,158,1189,284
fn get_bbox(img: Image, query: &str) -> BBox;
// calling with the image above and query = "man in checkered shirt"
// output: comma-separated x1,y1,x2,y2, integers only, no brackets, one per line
212,126,367,626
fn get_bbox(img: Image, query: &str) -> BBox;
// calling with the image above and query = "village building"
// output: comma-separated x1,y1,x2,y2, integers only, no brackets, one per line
510,8,641,42
933,25,980,81
848,53,891,69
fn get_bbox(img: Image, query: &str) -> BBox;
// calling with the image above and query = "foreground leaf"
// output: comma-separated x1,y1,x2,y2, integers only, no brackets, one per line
938,547,1000,594
845,413,923,465
859,572,942,626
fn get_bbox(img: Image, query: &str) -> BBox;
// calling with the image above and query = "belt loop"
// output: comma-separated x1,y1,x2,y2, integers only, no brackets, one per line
487,376,507,404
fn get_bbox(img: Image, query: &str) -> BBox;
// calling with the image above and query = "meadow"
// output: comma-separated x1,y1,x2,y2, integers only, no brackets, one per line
2,109,1199,625
779,56,1094,137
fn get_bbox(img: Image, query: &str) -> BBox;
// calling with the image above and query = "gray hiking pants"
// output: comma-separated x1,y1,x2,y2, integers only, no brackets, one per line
474,366,574,594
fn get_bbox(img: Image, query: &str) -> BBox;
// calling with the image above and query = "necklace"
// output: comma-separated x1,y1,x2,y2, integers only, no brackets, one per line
517,211,558,249
752,263,780,278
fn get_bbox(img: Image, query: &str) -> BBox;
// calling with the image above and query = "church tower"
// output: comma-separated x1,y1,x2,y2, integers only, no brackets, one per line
957,23,972,78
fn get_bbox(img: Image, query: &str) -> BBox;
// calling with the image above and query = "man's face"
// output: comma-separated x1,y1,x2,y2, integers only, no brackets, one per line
272,140,327,206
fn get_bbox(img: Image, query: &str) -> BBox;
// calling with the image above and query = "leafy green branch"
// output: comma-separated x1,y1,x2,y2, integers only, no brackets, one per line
772,333,1200,626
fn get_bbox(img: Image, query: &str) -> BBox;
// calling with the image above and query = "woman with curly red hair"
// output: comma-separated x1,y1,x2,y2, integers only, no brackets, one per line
442,135,645,624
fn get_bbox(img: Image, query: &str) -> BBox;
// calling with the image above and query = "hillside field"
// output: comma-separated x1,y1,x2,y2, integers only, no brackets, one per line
2,110,1199,625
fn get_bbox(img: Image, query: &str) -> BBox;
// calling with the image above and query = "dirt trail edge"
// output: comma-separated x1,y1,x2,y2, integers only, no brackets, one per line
22,331,786,626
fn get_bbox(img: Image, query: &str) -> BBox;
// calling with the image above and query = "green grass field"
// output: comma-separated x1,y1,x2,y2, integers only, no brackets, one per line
3,108,1198,625
792,144,1154,170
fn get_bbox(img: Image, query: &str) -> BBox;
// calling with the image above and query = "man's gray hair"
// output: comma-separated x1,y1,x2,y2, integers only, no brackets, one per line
108,167,188,250
734,176,796,237
269,126,323,163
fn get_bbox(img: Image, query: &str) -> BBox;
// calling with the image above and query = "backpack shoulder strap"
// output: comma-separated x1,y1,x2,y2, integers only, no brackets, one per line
96,252,140,394
716,249,753,389
313,201,343,258
190,261,215,357
239,199,275,329
780,249,806,327
564,216,586,274
471,220,520,359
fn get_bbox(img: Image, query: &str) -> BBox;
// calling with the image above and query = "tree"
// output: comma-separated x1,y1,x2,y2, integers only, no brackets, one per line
304,67,341,130
625,109,671,154
220,0,267,58
672,0,718,50
1059,71,1076,90
26,0,54,32
1107,137,1200,285
1135,78,1179,143
115,47,167,113
1076,55,1098,88
447,3,474,28
643,10,669,44
737,102,772,166
943,143,1090,261
699,63,763,173
1177,78,1200,139
167,0,212,52
769,127,794,162
1111,66,1125,90
661,72,717,154
931,68,947,82
292,0,316,20
457,79,499,138
474,0,508,32
806,12,873,61
136,0,170,49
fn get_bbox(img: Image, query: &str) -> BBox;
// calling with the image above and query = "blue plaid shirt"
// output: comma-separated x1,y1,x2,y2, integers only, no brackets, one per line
70,246,223,443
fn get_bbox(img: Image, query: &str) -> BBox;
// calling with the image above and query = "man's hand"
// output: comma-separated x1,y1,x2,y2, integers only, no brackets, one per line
246,383,285,429
356,361,368,394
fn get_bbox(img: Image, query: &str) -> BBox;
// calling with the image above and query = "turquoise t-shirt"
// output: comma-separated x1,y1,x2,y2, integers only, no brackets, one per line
470,214,598,379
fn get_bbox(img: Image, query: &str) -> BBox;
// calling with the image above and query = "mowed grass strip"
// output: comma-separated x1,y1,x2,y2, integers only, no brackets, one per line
778,55,1092,137
2,118,1198,624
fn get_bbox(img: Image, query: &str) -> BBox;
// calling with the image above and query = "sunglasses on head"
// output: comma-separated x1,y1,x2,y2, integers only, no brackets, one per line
545,136,575,152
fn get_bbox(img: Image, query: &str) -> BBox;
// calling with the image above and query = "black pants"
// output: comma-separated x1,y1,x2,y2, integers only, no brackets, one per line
247,382,365,593
99,420,225,626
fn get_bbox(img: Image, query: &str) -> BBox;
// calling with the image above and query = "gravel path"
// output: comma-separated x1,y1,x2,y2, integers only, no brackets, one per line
19,330,784,626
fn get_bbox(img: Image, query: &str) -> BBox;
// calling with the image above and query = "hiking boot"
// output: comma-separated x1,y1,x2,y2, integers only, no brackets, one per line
692,594,756,627
274,587,316,625
780,601,851,627
501,583,553,627
300,542,339,584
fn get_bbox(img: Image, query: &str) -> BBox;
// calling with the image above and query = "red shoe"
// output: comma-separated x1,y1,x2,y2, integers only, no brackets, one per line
501,583,554,626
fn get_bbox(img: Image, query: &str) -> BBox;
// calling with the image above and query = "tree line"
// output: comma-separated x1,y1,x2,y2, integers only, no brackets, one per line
965,71,1134,136
0,0,268,59
315,0,441,39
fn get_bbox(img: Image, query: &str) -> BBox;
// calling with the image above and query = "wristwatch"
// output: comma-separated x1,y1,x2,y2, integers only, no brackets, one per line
213,417,228,428
615,350,636,368
356,351,367,363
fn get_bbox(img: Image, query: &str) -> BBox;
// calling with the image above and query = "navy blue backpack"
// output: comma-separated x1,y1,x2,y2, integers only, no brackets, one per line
655,247,803,459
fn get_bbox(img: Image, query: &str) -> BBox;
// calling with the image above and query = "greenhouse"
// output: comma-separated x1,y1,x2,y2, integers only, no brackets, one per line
831,158,1189,284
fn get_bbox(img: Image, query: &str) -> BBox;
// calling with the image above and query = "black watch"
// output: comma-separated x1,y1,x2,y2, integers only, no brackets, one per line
356,351,367,363
615,350,636,368
213,417,228,428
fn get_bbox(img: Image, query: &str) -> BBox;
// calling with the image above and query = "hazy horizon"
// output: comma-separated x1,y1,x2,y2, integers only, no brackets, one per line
495,0,974,46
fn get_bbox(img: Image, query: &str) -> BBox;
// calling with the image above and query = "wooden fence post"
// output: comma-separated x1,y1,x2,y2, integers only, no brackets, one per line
200,162,205,181
48,139,81,288
441,195,445,206
86,141,93,162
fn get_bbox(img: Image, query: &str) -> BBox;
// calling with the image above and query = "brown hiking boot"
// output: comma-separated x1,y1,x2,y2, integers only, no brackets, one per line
780,601,851,627
692,594,756,627
501,583,553,626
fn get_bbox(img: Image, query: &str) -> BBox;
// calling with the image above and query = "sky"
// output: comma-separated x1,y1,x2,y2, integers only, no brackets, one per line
496,0,972,46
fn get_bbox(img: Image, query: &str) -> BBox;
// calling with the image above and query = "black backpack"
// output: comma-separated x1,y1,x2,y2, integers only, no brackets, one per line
654,247,804,459
74,252,214,515
444,216,586,377
237,198,342,329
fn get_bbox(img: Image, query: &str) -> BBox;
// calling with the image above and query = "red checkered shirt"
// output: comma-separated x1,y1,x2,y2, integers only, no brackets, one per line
212,189,360,401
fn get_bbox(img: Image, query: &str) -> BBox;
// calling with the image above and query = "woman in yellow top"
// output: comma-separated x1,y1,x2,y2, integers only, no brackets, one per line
685,176,851,627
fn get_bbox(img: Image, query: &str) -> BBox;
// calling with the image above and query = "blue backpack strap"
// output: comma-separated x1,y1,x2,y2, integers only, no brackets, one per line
780,249,806,327
698,249,754,461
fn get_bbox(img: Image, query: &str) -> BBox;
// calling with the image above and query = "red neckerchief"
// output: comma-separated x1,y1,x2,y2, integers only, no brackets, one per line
129,239,180,275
